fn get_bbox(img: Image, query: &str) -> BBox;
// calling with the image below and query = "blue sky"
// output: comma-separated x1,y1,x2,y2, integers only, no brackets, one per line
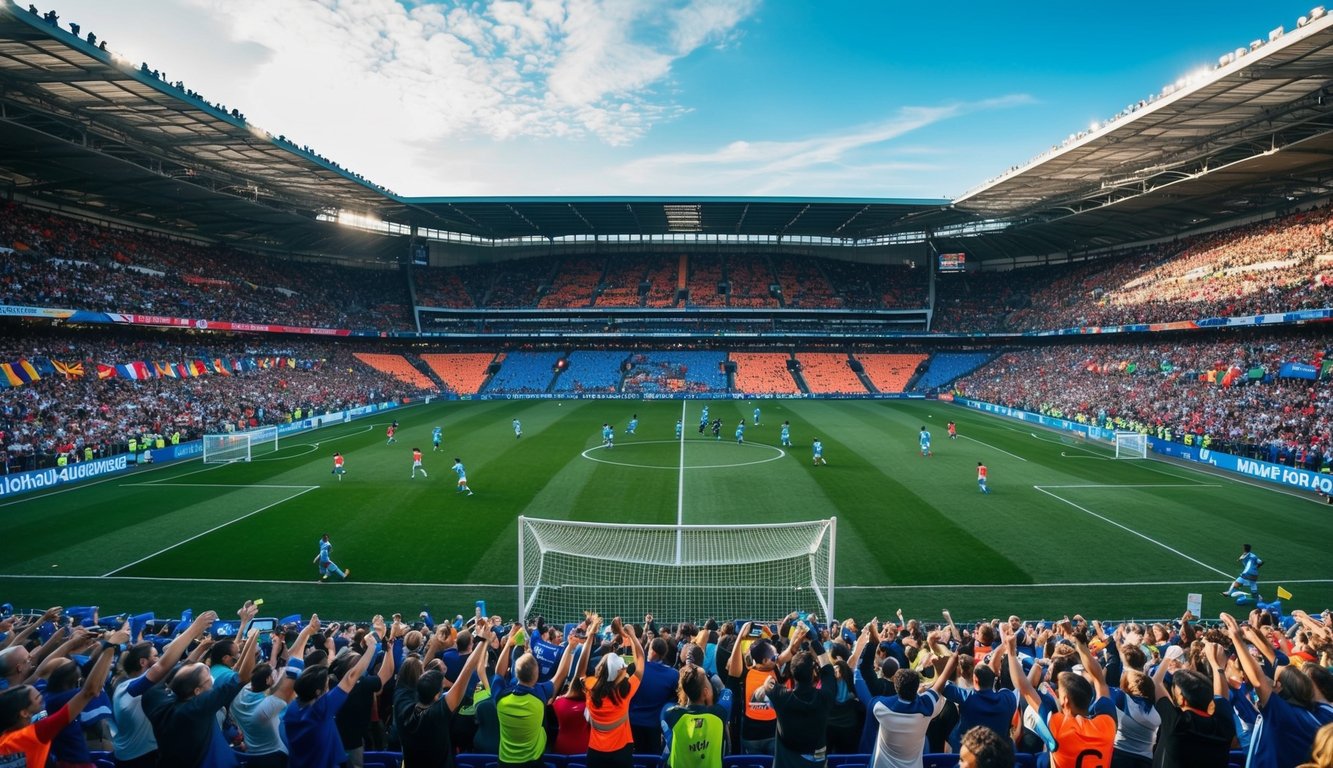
43,0,1319,198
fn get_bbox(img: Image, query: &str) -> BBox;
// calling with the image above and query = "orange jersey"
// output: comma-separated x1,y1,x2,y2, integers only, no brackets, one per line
1048,710,1117,768
978,466,988,479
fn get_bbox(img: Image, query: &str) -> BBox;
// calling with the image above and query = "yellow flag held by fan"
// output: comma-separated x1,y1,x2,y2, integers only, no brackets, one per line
1276,586,1293,600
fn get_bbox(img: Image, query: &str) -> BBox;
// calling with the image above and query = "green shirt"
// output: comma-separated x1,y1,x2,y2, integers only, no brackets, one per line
496,681,552,763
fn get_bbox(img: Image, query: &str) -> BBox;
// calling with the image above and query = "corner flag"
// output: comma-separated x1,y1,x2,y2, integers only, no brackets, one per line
1276,586,1293,600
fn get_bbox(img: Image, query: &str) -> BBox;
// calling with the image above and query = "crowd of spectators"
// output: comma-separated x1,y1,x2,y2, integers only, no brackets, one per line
0,330,417,472
2,599,1329,768
554,351,630,393
620,351,727,394
481,351,562,394
0,204,414,330
953,332,1333,468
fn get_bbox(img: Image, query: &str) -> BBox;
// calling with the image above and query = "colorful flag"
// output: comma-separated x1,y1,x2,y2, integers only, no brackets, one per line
155,362,176,378
31,358,56,377
1277,586,1293,600
52,361,85,379
96,364,117,380
212,359,230,375
189,360,208,377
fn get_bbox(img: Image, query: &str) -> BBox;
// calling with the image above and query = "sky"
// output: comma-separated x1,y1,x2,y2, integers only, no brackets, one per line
40,0,1323,199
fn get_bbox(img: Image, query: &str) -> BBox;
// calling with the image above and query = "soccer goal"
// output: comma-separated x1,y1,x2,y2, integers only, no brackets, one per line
1114,431,1148,459
202,426,279,463
517,516,836,624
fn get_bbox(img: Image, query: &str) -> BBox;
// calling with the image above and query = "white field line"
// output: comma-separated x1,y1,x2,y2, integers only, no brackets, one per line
120,483,319,489
101,486,317,577
0,457,226,509
959,434,1027,462
1036,484,1220,489
1033,485,1231,578
5,574,1332,590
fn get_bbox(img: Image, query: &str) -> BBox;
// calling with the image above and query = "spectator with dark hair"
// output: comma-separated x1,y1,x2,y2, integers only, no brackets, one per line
144,615,260,768
661,660,732,767
960,725,1015,768
1149,640,1234,768
0,637,118,765
726,621,786,755
232,615,319,768
854,619,957,768
395,623,491,768
765,622,837,768
630,630,679,754
495,618,576,768
332,619,397,768
284,616,382,768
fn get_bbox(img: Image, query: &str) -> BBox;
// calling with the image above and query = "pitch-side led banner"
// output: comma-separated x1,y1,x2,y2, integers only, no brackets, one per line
0,456,130,497
0,305,76,319
62,310,381,337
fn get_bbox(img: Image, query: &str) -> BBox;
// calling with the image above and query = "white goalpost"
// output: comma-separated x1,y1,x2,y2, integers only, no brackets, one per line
517,516,837,624
202,426,279,463
1114,430,1148,459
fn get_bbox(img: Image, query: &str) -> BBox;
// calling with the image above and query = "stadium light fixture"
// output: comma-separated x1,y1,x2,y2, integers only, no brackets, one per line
1269,26,1285,42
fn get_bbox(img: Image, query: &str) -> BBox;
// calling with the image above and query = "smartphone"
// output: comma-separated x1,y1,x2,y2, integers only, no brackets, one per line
250,618,277,645
475,600,487,617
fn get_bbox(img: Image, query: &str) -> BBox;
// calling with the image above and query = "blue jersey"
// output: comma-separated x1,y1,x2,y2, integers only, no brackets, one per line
753,408,760,421
317,540,331,564
452,462,466,479
432,428,442,443
628,418,638,431
675,421,682,436
920,430,931,447
813,441,823,457
513,420,521,433
780,425,790,439
602,426,613,440
1239,552,1263,580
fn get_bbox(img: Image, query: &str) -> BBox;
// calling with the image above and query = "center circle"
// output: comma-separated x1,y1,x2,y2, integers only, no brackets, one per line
580,439,787,469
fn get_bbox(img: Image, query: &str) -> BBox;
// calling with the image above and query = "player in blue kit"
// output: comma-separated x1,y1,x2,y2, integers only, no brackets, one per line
734,419,745,445
314,534,350,582
512,418,522,439
752,406,761,426
1223,544,1263,600
627,415,638,435
919,426,932,457
812,438,827,466
601,423,614,448
675,419,682,439
432,426,443,451
780,420,792,446
452,458,473,496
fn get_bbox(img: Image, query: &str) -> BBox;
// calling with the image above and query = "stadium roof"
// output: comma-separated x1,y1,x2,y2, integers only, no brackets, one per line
953,9,1333,255
5,1,1333,262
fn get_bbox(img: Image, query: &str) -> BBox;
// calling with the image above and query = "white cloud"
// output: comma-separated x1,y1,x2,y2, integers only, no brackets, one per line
613,95,1034,196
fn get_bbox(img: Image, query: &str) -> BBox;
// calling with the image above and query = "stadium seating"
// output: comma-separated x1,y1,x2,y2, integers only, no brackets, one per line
419,352,496,394
482,351,562,393
621,350,727,393
912,352,994,392
539,256,605,308
822,261,928,309
685,255,726,307
483,258,548,308
730,352,800,394
772,254,840,308
595,255,650,307
413,266,476,308
643,255,681,307
797,352,867,394
857,352,928,393
351,353,438,391
726,254,779,308
554,350,629,393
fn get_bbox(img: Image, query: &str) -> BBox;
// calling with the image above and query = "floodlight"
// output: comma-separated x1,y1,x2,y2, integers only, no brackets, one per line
1269,26,1284,42
1219,53,1232,67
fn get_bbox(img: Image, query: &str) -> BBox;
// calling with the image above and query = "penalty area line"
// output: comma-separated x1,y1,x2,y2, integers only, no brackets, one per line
1034,485,1230,578
838,578,1333,590
101,486,318,578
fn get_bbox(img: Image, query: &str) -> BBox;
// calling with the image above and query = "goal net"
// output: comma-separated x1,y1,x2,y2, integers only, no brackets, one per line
1114,431,1148,459
517,517,836,624
203,426,279,463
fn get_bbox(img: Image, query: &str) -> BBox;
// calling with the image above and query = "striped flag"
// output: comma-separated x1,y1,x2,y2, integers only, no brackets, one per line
52,361,85,379
155,362,176,378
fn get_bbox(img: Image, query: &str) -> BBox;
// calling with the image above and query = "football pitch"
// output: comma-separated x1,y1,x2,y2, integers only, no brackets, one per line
4,399,1330,623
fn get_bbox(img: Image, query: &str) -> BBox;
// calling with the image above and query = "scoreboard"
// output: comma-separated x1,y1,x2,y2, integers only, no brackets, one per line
938,252,966,272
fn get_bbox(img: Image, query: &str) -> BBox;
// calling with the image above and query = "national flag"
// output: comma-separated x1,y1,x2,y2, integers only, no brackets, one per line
0,359,41,386
1276,586,1293,600
31,358,56,377
52,360,85,379
155,362,176,378
0,363,23,387
212,358,230,375
189,360,208,377
133,361,153,380
114,364,140,380
175,363,190,378
96,364,117,380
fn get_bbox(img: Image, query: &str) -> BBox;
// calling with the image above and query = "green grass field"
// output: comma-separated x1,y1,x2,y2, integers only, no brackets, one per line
4,399,1330,624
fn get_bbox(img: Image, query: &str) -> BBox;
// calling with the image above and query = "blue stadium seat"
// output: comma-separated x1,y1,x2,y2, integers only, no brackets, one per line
1014,754,1038,768
826,755,870,768
363,752,403,768
455,754,499,768
923,755,960,768
913,352,995,391
723,755,773,768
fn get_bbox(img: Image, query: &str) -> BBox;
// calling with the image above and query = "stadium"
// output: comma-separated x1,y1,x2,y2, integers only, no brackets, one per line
1,2,1331,767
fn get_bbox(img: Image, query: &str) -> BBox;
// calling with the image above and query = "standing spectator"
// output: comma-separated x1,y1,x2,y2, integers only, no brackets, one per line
0,638,118,765
630,629,679,754
113,610,219,768
333,621,397,768
855,621,957,768
1149,640,1235,768
552,620,598,756
726,621,783,755
495,621,576,768
662,663,733,768
395,623,492,768
766,623,837,768
284,618,382,768
1001,621,1116,768
144,621,260,767
585,618,645,768
233,616,319,768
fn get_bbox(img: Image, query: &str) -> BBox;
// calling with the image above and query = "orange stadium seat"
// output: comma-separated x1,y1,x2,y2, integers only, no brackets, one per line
731,352,800,394
797,352,866,394
352,353,436,390
857,353,928,393
419,353,496,394
539,256,604,308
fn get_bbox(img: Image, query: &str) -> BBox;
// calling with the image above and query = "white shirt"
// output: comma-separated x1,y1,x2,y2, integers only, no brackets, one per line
231,686,290,756
870,690,944,768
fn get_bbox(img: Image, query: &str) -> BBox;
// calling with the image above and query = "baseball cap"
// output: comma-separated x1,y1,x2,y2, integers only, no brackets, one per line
1163,645,1186,662
602,652,625,679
